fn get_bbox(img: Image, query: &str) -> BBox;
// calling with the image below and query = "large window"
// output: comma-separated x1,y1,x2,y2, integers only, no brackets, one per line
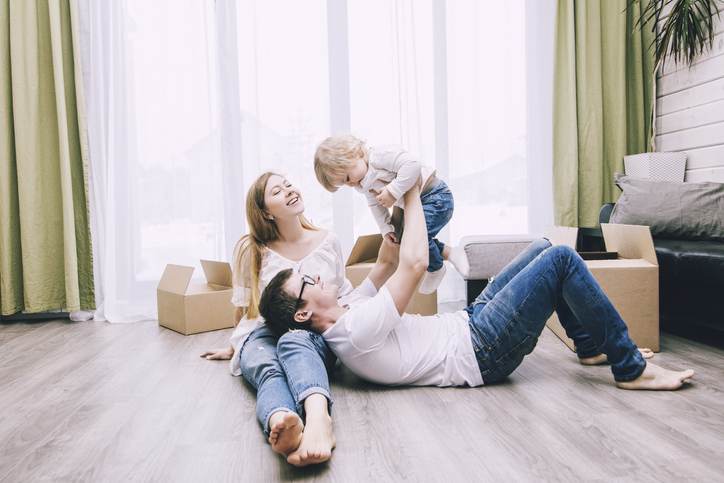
126,0,224,285
346,0,527,240
446,0,528,239
82,0,535,321
234,0,333,229
347,0,436,237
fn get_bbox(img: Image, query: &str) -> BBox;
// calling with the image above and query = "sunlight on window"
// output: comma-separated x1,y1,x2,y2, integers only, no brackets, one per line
235,0,333,230
347,0,527,240
119,0,527,285
126,0,225,282
348,0,435,237
447,0,528,239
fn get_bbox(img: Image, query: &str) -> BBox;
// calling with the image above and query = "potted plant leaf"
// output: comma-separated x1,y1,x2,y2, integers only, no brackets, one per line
626,0,721,175
634,0,721,67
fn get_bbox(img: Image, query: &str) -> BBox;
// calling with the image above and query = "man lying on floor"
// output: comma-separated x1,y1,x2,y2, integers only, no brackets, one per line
260,185,694,398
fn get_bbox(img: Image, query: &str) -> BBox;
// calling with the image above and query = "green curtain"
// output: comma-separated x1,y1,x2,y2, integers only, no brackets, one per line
553,0,655,227
0,0,94,315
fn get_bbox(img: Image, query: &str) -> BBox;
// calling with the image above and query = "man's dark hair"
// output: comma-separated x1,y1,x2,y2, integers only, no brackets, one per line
259,268,308,337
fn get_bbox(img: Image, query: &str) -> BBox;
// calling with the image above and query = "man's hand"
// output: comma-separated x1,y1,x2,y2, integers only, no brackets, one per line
384,232,398,244
378,234,400,265
374,188,396,208
200,346,234,360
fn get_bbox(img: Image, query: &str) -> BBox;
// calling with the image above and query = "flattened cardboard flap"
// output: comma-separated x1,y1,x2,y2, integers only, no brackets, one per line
346,234,383,266
601,224,658,266
200,259,233,287
544,226,578,248
158,264,194,294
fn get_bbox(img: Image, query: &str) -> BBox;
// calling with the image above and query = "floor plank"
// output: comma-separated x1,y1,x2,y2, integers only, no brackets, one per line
1,320,723,482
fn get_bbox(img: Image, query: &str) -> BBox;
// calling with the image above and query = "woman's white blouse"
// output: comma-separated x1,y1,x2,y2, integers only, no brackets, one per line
228,231,352,376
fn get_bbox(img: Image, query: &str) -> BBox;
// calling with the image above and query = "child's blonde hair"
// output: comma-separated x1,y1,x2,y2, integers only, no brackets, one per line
314,134,366,192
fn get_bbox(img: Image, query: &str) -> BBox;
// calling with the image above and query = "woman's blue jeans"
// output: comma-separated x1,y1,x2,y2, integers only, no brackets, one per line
465,239,646,383
239,325,335,435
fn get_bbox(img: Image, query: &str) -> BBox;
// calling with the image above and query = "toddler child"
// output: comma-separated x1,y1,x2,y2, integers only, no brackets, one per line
314,134,469,293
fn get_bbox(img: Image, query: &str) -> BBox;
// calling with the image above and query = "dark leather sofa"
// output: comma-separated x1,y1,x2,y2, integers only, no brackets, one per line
600,203,724,334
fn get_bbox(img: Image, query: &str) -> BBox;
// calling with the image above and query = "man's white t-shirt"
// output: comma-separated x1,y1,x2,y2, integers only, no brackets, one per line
325,279,484,387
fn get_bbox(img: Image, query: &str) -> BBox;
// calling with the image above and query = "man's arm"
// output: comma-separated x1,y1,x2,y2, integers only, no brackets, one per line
366,235,400,290
383,186,428,315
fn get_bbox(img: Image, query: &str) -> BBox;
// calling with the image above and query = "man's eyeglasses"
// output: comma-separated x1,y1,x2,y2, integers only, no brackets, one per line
296,274,316,308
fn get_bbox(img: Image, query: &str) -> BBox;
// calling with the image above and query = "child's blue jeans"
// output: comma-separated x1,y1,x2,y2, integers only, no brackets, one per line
421,179,454,272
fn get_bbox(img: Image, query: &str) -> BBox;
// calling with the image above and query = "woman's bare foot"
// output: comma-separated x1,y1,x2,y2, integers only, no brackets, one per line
579,347,654,365
268,412,303,456
616,363,694,390
286,413,335,467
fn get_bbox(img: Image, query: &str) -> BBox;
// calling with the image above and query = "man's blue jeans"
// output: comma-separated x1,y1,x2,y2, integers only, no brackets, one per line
465,239,646,383
239,325,335,435
421,179,454,272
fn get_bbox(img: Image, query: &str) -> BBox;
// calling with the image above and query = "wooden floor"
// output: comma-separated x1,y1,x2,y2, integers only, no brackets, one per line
1,320,723,482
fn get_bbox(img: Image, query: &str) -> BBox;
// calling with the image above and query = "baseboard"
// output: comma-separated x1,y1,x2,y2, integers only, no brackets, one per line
0,312,70,322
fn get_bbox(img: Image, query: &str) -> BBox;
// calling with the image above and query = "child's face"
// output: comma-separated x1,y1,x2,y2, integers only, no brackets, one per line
342,157,368,187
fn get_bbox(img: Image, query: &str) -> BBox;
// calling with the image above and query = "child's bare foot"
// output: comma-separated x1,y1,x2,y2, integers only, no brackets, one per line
579,348,654,365
286,413,335,467
616,363,694,390
268,412,303,456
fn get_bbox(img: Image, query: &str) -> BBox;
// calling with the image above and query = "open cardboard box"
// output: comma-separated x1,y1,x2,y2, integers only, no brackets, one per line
346,234,437,315
546,224,660,352
157,260,236,335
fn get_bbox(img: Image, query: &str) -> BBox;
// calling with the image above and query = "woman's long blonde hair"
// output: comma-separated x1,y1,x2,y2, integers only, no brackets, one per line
233,172,317,320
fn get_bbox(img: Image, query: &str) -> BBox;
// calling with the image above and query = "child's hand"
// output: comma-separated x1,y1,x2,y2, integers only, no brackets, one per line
384,232,398,244
375,188,396,208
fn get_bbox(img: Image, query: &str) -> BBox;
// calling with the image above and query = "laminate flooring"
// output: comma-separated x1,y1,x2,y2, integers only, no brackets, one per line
1,319,723,482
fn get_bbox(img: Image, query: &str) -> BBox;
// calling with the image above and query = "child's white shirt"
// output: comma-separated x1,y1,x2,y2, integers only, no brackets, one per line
355,145,436,235
227,231,353,376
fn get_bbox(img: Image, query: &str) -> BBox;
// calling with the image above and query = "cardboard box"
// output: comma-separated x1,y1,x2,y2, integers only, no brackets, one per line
545,224,660,352
346,234,437,315
157,259,236,335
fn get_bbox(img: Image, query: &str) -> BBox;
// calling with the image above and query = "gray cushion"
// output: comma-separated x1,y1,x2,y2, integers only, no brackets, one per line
610,173,724,241
460,235,534,280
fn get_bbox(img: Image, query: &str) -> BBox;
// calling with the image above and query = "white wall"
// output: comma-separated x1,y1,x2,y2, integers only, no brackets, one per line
655,6,724,182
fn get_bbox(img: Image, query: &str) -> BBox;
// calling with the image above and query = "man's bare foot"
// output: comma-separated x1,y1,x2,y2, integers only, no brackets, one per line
579,347,654,365
268,412,303,456
286,413,335,467
616,362,694,390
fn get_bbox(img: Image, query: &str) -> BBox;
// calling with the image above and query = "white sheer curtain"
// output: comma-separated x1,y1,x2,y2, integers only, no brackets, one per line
78,0,552,322
79,0,230,322
79,0,335,322
347,0,436,237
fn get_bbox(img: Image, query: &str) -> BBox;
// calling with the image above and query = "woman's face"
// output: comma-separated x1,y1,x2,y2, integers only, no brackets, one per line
263,174,305,220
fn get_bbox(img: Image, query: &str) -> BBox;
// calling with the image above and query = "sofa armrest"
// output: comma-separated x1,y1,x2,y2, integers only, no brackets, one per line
600,203,615,224
460,235,534,280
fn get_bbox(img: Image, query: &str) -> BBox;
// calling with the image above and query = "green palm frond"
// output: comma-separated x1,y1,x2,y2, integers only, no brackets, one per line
629,0,721,67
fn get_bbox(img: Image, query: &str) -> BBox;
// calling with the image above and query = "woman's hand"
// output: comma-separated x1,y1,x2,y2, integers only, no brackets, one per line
200,346,234,360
